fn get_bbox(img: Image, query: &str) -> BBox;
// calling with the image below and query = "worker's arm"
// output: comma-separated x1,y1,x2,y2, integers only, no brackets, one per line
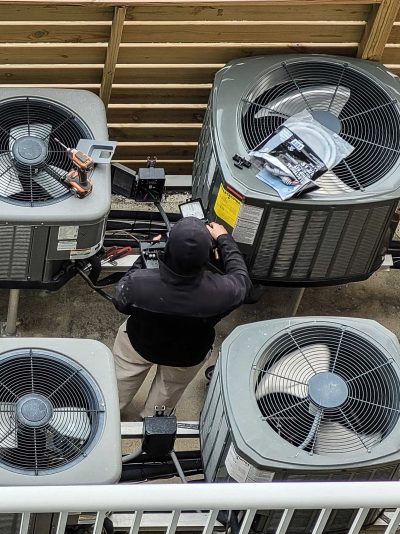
207,222,252,303
113,270,138,314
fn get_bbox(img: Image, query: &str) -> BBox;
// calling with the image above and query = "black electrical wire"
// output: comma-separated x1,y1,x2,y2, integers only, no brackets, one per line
76,266,114,302
120,458,203,483
123,450,201,463
109,209,181,222
154,200,172,233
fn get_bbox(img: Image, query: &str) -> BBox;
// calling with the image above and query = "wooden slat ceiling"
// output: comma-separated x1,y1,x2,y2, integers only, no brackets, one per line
0,0,397,175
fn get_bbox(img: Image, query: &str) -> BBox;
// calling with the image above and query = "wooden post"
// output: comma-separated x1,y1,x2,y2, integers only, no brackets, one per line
100,6,126,108
358,0,400,60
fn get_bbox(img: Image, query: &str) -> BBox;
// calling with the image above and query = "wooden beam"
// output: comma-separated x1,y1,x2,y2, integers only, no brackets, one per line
118,42,359,64
122,20,365,44
0,22,110,43
0,0,383,5
110,84,211,104
124,3,371,22
358,0,400,59
109,124,201,142
115,142,197,159
107,103,206,123
100,6,126,108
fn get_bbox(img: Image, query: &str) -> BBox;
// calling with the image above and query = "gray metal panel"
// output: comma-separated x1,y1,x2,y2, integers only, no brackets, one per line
201,377,223,475
291,211,327,279
200,317,400,476
249,201,394,282
0,338,121,485
28,226,49,281
310,211,348,278
0,514,20,534
210,55,400,205
0,89,111,225
329,209,369,277
0,225,32,280
251,208,286,275
350,204,392,274
270,210,308,278
0,225,15,278
206,414,229,481
46,220,105,260
11,227,33,279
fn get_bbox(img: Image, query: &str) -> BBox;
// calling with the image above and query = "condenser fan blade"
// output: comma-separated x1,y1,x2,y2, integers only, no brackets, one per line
9,123,52,151
254,85,350,119
0,403,17,449
50,408,91,441
315,170,354,194
31,165,67,196
256,344,330,399
314,421,381,454
0,153,23,196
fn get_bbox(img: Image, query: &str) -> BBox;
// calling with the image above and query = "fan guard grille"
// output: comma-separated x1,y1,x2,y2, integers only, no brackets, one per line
0,97,92,206
240,59,400,191
0,349,104,475
254,324,400,456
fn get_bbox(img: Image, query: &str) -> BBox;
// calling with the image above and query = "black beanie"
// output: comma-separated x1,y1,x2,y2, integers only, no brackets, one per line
164,217,212,275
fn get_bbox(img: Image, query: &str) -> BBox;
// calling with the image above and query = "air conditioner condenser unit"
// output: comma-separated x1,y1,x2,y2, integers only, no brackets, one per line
0,337,121,485
0,89,112,289
200,317,400,533
193,55,400,286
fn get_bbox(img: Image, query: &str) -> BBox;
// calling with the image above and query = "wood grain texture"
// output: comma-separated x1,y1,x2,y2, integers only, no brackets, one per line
0,22,110,43
383,43,400,60
122,21,365,43
107,104,206,123
0,0,394,177
125,3,370,21
0,44,106,64
100,6,126,106
110,85,211,104
358,0,400,58
0,0,383,5
118,43,358,64
109,123,202,141
387,21,400,42
115,142,197,159
0,4,113,19
114,65,222,84
0,65,102,83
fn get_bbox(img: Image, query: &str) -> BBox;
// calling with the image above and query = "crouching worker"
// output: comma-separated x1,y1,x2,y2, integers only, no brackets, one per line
112,217,251,418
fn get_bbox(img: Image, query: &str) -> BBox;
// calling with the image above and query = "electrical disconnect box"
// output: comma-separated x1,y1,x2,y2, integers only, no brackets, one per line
135,164,166,202
111,160,165,202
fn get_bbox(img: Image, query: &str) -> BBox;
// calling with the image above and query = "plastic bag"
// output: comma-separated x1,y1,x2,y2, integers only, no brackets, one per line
250,110,354,184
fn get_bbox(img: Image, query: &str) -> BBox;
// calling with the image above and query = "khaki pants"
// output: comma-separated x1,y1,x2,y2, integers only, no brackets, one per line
113,321,206,418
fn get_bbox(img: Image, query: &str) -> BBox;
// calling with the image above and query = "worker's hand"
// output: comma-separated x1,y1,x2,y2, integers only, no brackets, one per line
152,234,162,241
207,222,228,240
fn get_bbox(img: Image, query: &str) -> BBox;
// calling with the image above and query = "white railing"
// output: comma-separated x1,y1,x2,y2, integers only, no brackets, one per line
3,481,400,534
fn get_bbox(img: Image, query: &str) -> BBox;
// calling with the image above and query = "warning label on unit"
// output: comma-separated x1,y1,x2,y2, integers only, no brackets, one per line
58,226,79,241
214,184,242,228
225,444,275,483
57,240,78,251
232,204,264,245
70,242,102,259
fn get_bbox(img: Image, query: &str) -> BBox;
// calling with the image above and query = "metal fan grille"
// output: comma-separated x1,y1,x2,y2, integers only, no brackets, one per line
240,59,400,191
0,97,92,206
0,349,104,475
254,325,400,455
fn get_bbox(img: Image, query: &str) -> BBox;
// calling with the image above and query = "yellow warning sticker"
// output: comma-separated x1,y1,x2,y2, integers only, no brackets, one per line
214,184,242,228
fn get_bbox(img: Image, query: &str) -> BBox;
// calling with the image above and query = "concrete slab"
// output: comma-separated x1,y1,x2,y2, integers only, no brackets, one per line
1,196,399,465
1,269,399,425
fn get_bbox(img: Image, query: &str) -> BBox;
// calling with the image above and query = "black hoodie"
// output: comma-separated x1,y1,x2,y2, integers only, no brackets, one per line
113,217,251,367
